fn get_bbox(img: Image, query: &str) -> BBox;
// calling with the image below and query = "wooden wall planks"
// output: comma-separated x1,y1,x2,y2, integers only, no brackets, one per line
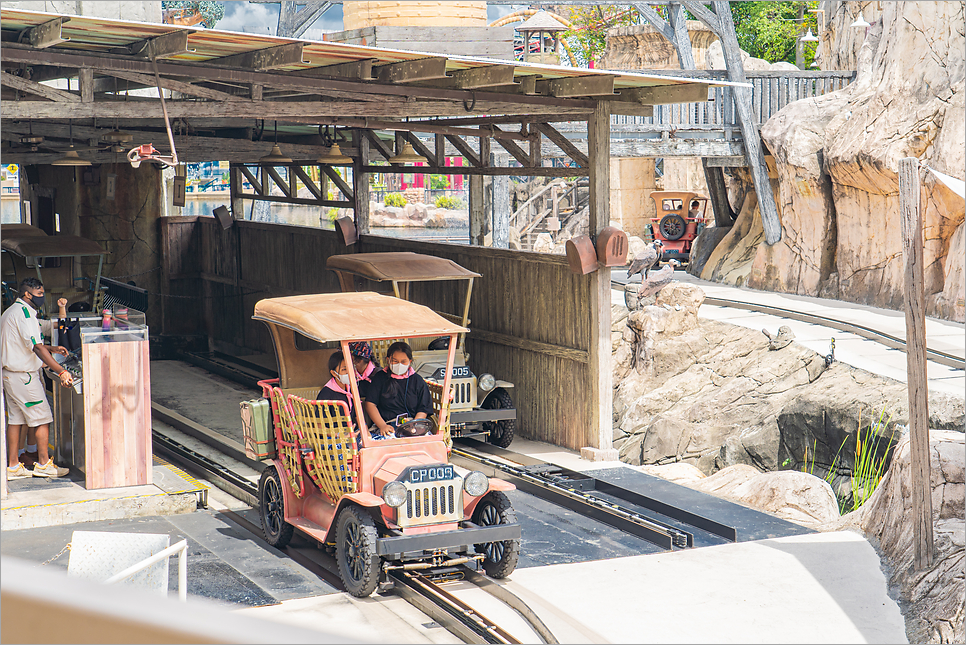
82,338,152,489
159,218,596,450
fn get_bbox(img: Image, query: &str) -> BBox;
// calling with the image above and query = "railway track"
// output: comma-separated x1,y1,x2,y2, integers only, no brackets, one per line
612,280,966,371
152,429,557,644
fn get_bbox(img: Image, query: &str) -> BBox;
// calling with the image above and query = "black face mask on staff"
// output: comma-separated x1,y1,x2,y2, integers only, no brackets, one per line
24,292,45,311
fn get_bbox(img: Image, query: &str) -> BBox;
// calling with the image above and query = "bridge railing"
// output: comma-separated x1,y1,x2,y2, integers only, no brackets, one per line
608,70,856,131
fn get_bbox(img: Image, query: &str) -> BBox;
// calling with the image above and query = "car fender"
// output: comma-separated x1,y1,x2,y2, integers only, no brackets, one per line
478,382,514,405
322,492,386,543
463,479,516,517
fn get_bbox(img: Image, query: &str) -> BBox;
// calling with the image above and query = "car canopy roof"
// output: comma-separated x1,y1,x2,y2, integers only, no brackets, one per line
0,224,47,238
327,252,481,282
253,292,468,343
1,234,108,257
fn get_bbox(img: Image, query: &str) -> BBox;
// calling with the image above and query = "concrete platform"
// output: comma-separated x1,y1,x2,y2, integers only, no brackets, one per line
1,456,206,531
613,270,966,397
503,530,907,644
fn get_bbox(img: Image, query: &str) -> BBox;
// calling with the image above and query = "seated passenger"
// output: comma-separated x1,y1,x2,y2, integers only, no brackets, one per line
348,341,381,402
317,351,355,425
365,341,434,439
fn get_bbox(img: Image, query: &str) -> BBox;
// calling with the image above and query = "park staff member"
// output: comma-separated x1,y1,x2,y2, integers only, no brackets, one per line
2,278,72,479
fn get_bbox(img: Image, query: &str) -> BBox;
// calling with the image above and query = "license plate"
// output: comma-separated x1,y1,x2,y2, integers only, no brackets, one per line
431,366,472,380
407,465,456,484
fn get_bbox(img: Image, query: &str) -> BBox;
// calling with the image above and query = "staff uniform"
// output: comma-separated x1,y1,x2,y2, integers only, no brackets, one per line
316,378,354,421
355,361,379,402
1,298,55,426
368,368,434,427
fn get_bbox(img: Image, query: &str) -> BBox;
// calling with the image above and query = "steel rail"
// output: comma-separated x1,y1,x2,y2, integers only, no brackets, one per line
153,430,553,644
613,281,965,371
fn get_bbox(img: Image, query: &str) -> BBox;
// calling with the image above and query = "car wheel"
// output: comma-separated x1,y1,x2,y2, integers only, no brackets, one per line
659,214,686,241
259,465,294,548
482,389,515,448
336,505,380,597
472,491,520,579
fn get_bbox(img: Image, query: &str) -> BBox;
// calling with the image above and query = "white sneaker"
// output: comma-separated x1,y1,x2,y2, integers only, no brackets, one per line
7,463,31,480
32,459,69,478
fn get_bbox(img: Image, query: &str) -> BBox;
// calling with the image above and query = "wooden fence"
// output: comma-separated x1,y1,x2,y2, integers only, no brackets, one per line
159,216,597,450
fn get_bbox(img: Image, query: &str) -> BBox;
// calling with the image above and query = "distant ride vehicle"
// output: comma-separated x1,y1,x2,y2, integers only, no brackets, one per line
243,292,521,597
327,252,517,448
647,191,710,264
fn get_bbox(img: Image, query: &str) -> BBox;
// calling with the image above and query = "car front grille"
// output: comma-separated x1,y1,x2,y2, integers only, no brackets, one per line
450,378,477,409
399,477,464,528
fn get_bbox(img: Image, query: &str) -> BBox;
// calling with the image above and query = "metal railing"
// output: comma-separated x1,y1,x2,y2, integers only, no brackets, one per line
104,539,188,602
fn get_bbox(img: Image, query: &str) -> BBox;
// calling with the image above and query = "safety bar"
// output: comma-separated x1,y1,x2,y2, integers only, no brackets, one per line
104,539,188,602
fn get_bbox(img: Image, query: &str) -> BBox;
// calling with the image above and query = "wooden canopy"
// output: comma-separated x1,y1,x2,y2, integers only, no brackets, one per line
327,252,480,283
1,234,108,257
252,292,467,343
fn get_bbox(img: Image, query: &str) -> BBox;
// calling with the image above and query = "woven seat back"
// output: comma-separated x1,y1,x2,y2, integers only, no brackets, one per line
288,396,359,501
426,380,452,450
268,386,306,497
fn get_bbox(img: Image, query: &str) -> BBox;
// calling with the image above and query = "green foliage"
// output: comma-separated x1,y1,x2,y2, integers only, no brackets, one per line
434,195,464,210
326,208,339,221
730,1,819,66
848,408,896,512
384,192,407,208
559,5,639,67
161,1,225,29
429,175,450,190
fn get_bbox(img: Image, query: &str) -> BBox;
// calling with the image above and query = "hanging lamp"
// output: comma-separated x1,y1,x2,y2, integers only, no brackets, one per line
800,28,818,42
51,120,91,167
388,142,427,165
850,13,870,28
316,142,352,165
259,120,292,164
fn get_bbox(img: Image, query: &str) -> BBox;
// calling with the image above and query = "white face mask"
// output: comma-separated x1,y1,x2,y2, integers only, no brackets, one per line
337,372,351,385
390,362,410,376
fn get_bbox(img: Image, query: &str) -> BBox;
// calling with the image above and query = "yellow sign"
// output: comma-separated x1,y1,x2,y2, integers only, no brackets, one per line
218,160,230,169
6,164,17,175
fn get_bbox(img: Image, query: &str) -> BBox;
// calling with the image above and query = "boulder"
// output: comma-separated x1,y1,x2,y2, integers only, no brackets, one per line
640,462,707,485
626,235,648,261
532,232,555,253
854,430,965,643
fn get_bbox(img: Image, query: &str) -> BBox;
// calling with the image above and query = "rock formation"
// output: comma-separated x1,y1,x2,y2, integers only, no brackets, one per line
697,1,965,322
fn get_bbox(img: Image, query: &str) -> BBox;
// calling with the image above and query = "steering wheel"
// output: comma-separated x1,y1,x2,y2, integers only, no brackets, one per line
394,418,435,437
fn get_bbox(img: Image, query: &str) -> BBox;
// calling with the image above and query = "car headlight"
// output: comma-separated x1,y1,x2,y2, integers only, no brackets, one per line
463,471,489,497
382,481,407,508
478,373,496,392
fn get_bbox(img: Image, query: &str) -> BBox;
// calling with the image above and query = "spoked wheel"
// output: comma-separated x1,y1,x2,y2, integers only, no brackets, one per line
659,214,686,241
336,505,380,597
472,491,520,579
259,465,294,548
482,389,515,448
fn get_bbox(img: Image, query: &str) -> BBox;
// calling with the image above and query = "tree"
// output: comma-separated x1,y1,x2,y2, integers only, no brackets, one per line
730,1,819,66
560,5,640,67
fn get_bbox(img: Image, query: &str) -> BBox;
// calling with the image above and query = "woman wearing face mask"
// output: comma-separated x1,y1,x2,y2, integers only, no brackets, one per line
316,351,356,423
365,341,434,439
348,341,380,403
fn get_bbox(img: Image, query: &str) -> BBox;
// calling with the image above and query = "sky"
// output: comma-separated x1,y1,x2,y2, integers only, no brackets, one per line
214,2,526,39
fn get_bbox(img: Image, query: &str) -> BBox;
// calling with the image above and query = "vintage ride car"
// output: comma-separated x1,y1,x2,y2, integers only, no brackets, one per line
647,191,710,264
243,292,521,597
326,252,517,448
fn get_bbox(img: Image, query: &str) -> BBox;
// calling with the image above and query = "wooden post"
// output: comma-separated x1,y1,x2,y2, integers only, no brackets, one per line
899,156,934,571
469,174,485,245
492,153,510,249
353,130,370,235
229,165,245,221
588,101,613,452
703,160,736,226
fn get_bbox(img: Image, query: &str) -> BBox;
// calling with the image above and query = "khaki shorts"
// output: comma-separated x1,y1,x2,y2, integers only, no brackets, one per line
2,369,53,427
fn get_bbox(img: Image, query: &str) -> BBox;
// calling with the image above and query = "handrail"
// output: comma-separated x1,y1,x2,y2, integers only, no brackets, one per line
509,179,567,230
104,539,188,602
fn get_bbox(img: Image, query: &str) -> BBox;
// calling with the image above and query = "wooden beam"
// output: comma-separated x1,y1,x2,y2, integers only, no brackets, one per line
702,159,736,227
681,0,722,34
26,17,70,49
533,122,589,168
112,30,191,59
588,101,612,452
358,165,588,177
434,133,446,167
633,3,675,41
491,154,510,248
376,57,449,84
667,3,697,69
1,45,598,111
238,165,262,195
0,70,79,102
236,193,351,208
354,130,370,235
101,70,244,101
264,166,292,197
78,68,93,103
539,75,616,98
211,43,305,70
320,165,353,200
403,132,437,165
444,134,481,167
450,64,516,90
469,174,484,245
301,117,529,141
363,129,394,161
299,59,375,80
292,165,323,200
899,156,934,572
529,126,541,167
704,156,747,167
492,127,532,166
470,328,589,363
624,83,709,105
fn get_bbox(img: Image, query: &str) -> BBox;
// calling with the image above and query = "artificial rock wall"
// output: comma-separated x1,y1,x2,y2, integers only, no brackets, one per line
700,1,965,322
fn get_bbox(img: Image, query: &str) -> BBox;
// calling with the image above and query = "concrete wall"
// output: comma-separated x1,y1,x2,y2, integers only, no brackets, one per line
609,157,657,238
602,21,718,70
343,1,486,29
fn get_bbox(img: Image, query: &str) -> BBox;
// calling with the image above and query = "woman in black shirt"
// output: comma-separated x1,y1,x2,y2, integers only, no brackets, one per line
365,341,434,439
